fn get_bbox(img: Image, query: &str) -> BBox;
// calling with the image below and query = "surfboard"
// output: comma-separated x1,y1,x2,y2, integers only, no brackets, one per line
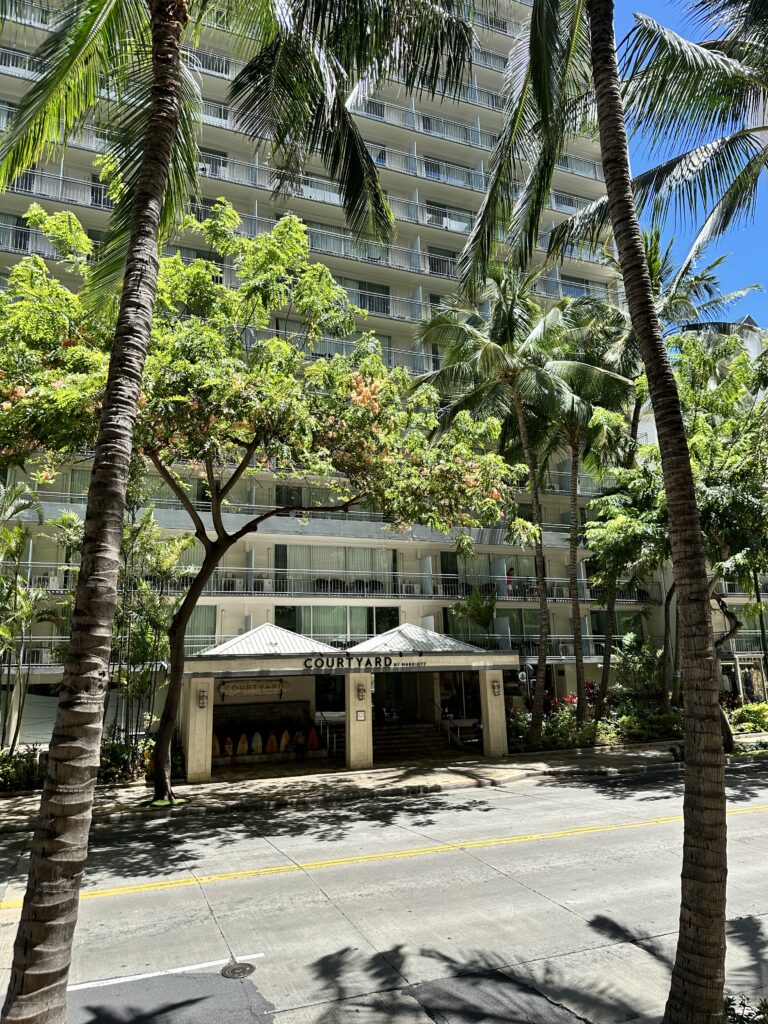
307,726,319,751
212,734,221,757
279,729,291,752
251,731,263,753
236,734,248,756
265,731,278,754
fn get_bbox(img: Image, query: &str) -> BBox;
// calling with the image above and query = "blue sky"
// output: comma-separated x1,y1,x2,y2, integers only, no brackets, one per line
613,3,767,324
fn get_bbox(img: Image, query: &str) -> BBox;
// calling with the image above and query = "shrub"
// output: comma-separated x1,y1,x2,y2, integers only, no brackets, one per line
0,747,45,792
614,709,684,743
730,703,768,734
506,707,531,752
97,740,148,785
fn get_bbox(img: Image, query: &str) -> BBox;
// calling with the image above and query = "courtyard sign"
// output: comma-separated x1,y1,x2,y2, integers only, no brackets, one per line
303,654,427,672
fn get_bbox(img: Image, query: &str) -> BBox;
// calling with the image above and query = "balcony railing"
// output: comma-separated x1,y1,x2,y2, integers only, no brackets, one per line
447,634,663,657
352,96,499,152
0,103,600,236
715,579,768,599
7,562,662,604
17,630,766,667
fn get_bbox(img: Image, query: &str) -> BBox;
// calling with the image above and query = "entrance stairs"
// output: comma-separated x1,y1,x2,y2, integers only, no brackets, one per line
373,722,449,761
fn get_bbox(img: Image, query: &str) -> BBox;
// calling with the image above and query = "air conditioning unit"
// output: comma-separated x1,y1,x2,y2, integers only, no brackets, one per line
32,575,49,589
252,578,274,594
221,577,244,593
402,582,420,596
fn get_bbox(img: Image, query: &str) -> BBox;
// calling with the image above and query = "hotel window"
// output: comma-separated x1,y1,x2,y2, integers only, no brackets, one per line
186,604,217,650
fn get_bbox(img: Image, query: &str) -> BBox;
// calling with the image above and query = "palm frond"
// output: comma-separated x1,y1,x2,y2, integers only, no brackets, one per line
0,0,149,189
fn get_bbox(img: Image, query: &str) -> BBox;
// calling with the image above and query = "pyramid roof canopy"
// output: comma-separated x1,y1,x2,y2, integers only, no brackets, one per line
346,623,483,655
199,623,337,657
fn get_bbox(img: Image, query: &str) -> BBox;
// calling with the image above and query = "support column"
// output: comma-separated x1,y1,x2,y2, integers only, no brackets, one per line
184,675,214,783
345,672,373,769
479,669,508,758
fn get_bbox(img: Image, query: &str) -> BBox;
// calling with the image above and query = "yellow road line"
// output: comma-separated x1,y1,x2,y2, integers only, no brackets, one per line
2,802,767,911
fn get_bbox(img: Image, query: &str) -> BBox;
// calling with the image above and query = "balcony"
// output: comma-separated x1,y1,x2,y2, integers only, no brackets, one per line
0,102,600,236
352,96,499,152
459,634,663,657
715,578,768,599
7,561,661,605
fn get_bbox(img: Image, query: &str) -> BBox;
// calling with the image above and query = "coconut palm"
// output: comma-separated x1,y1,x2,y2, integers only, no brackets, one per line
457,2,729,1019
0,1,476,1018
419,267,621,742
537,309,633,721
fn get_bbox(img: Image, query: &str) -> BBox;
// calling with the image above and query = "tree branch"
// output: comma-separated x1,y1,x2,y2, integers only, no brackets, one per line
228,494,366,546
147,452,211,551
205,454,226,539
712,591,742,650
219,441,259,501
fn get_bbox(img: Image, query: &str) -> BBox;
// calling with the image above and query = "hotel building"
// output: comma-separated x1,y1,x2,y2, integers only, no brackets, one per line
1,1,765,770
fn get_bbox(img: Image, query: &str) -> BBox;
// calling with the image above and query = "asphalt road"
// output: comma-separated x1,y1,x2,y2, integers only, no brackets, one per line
2,763,768,1024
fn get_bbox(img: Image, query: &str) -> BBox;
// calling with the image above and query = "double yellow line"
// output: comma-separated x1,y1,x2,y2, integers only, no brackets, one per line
2,802,766,911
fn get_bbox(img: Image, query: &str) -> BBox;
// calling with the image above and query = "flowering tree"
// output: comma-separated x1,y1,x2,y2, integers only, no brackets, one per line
0,204,515,800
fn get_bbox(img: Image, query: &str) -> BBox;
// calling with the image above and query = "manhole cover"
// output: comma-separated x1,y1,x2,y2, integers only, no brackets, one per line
220,961,255,980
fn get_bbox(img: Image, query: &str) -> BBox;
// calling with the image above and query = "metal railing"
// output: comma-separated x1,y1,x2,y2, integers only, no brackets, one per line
0,103,601,234
7,562,662,604
351,96,499,152
715,579,768,599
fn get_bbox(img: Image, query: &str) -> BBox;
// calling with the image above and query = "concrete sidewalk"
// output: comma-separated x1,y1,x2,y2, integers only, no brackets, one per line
0,740,690,834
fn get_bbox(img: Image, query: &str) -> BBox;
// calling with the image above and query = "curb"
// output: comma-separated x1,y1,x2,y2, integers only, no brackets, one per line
0,755,690,835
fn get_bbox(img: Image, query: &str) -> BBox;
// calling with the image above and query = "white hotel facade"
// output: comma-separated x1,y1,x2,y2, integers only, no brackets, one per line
1,1,765,764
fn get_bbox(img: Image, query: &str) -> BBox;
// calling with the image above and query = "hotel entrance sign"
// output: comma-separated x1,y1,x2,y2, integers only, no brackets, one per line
303,654,428,672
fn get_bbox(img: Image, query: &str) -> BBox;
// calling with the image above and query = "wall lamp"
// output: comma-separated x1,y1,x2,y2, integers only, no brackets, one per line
198,688,209,709
357,682,367,701
492,680,502,697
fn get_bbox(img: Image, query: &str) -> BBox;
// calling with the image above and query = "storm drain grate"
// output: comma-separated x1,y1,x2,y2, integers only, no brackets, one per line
220,960,256,980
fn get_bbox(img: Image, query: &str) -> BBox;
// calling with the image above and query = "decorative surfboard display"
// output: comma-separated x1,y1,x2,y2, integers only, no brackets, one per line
307,727,319,751
212,734,221,757
236,734,248,756
279,729,291,752
251,731,263,753
265,731,278,754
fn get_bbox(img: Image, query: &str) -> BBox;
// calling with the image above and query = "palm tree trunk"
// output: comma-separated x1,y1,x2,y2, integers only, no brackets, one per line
569,444,587,721
595,581,616,720
153,546,223,802
660,581,676,712
1,3,189,1020
513,393,549,745
754,570,768,687
672,597,683,706
587,3,727,1021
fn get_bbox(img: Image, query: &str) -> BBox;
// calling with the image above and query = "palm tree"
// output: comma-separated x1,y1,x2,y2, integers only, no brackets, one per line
539,310,633,721
0,1,476,1018
419,268,616,742
457,2,729,1019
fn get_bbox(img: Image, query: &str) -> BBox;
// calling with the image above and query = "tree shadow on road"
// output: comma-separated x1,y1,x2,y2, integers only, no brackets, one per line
75,996,206,1022
302,911,768,1024
530,760,768,805
77,792,497,886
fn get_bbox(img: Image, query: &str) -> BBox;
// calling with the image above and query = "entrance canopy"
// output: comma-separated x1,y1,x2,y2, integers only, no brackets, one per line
347,623,483,655
182,623,517,781
190,623,516,677
203,623,337,657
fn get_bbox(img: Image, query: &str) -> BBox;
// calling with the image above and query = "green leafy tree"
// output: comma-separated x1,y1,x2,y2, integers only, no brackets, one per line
0,1,476,1013
0,207,513,803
